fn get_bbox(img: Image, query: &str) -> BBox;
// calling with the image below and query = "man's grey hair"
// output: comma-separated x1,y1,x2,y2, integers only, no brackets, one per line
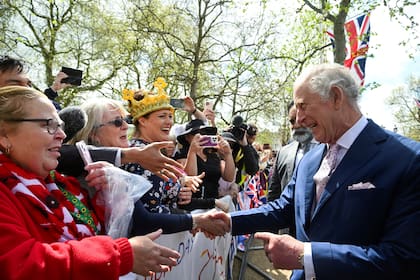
295,63,360,109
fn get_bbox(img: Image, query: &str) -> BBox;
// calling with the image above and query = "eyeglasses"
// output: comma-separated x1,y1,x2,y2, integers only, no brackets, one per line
6,118,64,135
96,117,129,128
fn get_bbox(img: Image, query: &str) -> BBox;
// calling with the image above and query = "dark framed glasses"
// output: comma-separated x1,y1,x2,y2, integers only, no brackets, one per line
6,118,64,135
96,117,130,128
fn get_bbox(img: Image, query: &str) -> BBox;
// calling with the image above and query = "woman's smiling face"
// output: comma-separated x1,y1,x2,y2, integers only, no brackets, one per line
92,105,129,148
137,109,174,142
2,96,65,178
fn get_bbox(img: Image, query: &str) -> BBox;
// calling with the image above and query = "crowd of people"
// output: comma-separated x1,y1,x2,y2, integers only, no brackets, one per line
0,55,418,280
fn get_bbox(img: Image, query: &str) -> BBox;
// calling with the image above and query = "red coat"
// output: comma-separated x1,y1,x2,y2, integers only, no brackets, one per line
0,181,133,280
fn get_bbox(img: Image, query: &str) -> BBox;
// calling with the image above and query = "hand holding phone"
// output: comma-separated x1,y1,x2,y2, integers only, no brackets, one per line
61,66,83,86
204,101,213,110
200,135,218,148
170,98,185,109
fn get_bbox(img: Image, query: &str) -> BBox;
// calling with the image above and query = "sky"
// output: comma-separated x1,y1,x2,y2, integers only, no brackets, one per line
358,5,420,132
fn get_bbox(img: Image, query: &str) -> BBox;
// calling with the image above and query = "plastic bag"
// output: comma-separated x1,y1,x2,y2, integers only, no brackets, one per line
102,166,152,238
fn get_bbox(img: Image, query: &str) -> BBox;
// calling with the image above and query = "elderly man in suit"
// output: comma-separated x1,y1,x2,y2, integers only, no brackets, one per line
267,102,317,201
211,63,420,280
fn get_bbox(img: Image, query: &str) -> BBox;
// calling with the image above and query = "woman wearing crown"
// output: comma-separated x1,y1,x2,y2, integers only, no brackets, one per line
121,78,192,216
67,81,228,237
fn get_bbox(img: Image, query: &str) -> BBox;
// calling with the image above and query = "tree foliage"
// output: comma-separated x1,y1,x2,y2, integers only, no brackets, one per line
387,76,420,140
300,0,419,64
0,0,418,146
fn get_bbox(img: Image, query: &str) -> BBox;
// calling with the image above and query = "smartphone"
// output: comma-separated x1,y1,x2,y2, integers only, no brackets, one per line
75,141,92,166
61,66,83,86
170,98,185,109
201,135,218,147
204,101,213,110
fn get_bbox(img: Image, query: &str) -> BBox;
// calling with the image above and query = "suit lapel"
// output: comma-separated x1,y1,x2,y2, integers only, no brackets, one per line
288,141,300,175
313,121,388,216
302,145,325,228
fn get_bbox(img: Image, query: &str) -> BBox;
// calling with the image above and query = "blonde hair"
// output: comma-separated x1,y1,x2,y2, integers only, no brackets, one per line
68,98,127,146
0,86,47,153
0,86,46,121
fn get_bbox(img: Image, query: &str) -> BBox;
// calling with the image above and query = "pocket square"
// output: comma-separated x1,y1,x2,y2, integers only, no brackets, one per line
347,182,376,190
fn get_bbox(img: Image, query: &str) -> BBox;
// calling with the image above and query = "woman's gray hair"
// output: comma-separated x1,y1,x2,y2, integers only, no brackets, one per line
295,63,360,109
68,98,127,146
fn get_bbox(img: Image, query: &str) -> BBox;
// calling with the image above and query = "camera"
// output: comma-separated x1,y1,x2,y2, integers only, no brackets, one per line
228,115,248,141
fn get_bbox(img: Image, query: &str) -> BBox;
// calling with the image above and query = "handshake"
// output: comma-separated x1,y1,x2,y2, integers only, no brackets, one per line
191,210,231,238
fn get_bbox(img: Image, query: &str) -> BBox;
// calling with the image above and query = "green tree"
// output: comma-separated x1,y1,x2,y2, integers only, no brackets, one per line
387,76,420,141
0,0,138,106
301,0,419,64
126,0,293,125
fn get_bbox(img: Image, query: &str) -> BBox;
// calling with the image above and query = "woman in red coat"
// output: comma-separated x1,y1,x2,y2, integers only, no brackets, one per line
0,86,180,280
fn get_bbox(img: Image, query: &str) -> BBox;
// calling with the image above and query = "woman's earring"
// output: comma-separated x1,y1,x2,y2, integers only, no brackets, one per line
5,145,11,155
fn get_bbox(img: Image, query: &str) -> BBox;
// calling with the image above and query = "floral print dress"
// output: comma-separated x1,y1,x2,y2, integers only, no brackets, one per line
121,138,181,214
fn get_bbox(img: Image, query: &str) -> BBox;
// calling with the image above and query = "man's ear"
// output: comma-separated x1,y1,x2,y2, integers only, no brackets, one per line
331,85,344,110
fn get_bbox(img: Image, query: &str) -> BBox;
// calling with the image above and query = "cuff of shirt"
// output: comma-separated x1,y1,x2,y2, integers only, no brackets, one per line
115,149,122,166
304,242,316,280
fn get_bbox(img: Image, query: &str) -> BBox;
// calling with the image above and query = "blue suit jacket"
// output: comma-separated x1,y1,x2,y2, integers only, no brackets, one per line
231,120,420,280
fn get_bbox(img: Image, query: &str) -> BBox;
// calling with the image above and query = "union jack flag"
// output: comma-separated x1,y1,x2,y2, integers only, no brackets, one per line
415,98,420,109
327,13,371,86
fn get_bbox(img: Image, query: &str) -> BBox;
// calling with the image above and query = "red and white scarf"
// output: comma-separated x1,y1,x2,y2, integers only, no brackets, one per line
0,154,101,242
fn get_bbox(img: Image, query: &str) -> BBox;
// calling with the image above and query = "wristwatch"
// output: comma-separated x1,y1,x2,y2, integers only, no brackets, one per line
297,253,304,268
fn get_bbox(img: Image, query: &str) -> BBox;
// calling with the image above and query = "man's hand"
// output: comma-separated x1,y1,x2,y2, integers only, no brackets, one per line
129,229,180,276
192,210,231,238
121,141,184,181
254,232,304,270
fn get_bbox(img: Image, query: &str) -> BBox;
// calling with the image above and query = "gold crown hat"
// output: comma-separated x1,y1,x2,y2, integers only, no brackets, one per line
122,77,174,122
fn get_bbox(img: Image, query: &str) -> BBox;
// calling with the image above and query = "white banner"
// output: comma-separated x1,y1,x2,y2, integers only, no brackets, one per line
145,231,232,280
121,196,235,280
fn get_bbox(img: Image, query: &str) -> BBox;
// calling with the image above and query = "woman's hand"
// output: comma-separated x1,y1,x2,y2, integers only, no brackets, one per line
217,136,232,158
189,134,203,154
84,161,114,190
177,186,193,205
129,229,180,276
215,198,230,213
122,142,185,181
203,107,216,126
181,172,205,193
